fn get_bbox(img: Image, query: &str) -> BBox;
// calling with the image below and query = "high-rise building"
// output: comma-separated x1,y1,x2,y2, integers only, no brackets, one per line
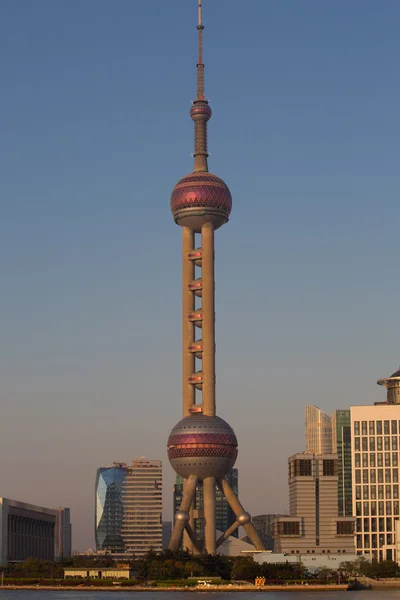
274,454,355,555
55,507,72,560
350,366,400,561
166,0,264,555
121,458,162,556
305,405,333,454
0,498,57,563
95,462,127,552
173,469,239,548
95,459,162,557
332,410,352,517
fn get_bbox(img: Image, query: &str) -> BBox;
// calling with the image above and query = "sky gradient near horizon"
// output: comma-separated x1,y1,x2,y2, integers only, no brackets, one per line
1,0,400,551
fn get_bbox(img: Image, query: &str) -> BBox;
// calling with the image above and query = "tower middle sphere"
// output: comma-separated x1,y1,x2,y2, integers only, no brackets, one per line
170,172,232,233
167,414,238,480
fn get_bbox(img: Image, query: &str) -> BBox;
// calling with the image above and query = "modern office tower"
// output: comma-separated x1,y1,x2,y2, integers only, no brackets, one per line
332,410,352,517
166,0,264,555
121,458,162,556
351,367,400,562
173,469,239,548
274,454,355,555
55,507,72,560
95,459,162,557
0,498,56,563
305,405,333,454
95,462,127,552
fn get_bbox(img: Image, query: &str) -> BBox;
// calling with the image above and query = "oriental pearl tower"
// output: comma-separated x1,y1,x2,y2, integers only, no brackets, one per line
167,0,265,555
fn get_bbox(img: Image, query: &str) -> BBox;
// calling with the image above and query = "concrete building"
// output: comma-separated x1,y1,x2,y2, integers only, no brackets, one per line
0,498,56,564
274,453,355,555
64,565,134,579
306,405,333,455
95,459,162,557
173,469,239,548
55,507,72,560
121,458,162,556
350,366,400,562
166,0,264,555
332,410,352,517
252,551,359,571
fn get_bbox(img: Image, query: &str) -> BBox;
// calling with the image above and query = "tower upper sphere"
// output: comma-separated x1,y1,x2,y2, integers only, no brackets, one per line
170,0,232,233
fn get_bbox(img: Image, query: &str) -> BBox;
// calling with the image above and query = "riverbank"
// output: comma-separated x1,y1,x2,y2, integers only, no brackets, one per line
0,584,350,592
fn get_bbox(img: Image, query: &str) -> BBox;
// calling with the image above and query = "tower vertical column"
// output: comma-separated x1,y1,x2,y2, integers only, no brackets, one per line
203,476,216,554
182,226,195,416
201,222,215,417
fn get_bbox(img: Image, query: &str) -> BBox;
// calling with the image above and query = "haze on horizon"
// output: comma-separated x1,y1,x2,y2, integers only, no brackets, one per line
1,0,399,551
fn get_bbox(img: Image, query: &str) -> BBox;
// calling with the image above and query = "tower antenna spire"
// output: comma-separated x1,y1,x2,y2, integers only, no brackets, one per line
197,0,204,100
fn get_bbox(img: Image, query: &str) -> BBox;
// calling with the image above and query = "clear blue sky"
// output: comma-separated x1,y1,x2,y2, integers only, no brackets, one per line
1,0,399,551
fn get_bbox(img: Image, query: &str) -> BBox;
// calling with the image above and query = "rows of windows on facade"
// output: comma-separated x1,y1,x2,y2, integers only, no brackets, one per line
0,501,71,564
275,365,400,564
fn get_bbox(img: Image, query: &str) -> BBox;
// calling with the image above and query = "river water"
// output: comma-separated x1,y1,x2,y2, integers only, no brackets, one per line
0,592,399,600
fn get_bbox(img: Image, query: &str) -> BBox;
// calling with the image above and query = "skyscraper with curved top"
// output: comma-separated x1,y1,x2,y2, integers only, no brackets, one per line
306,405,333,455
166,0,264,555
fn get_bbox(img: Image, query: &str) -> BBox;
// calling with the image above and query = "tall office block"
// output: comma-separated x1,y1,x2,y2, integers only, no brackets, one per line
173,469,239,548
122,458,162,556
55,507,72,560
332,410,352,517
306,405,333,455
95,459,162,557
274,454,355,555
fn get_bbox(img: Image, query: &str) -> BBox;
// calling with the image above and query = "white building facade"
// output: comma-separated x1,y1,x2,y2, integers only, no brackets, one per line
351,405,400,561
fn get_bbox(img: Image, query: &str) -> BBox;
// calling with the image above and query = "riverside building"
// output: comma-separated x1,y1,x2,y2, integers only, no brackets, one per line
274,453,355,555
95,458,162,557
350,365,400,561
0,497,56,563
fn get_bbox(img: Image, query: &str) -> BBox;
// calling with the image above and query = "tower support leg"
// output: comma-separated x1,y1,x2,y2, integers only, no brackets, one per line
203,476,216,554
217,478,265,551
169,475,198,551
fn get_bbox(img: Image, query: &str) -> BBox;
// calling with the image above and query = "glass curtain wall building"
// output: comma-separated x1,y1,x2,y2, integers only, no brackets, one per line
173,469,238,546
95,459,162,556
332,410,352,516
95,463,127,552
305,405,333,455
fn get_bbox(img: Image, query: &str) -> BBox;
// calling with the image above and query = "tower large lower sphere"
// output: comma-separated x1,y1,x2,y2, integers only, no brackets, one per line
167,0,265,555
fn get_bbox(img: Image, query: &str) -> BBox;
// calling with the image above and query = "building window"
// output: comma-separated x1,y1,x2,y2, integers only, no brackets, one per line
277,521,300,536
385,437,391,451
355,470,361,484
323,460,336,476
370,438,376,452
293,460,312,477
370,455,376,468
362,421,368,435
384,421,390,435
355,454,361,468
376,421,382,435
392,438,398,451
354,422,360,436
355,438,360,451
392,420,398,435
369,421,375,435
